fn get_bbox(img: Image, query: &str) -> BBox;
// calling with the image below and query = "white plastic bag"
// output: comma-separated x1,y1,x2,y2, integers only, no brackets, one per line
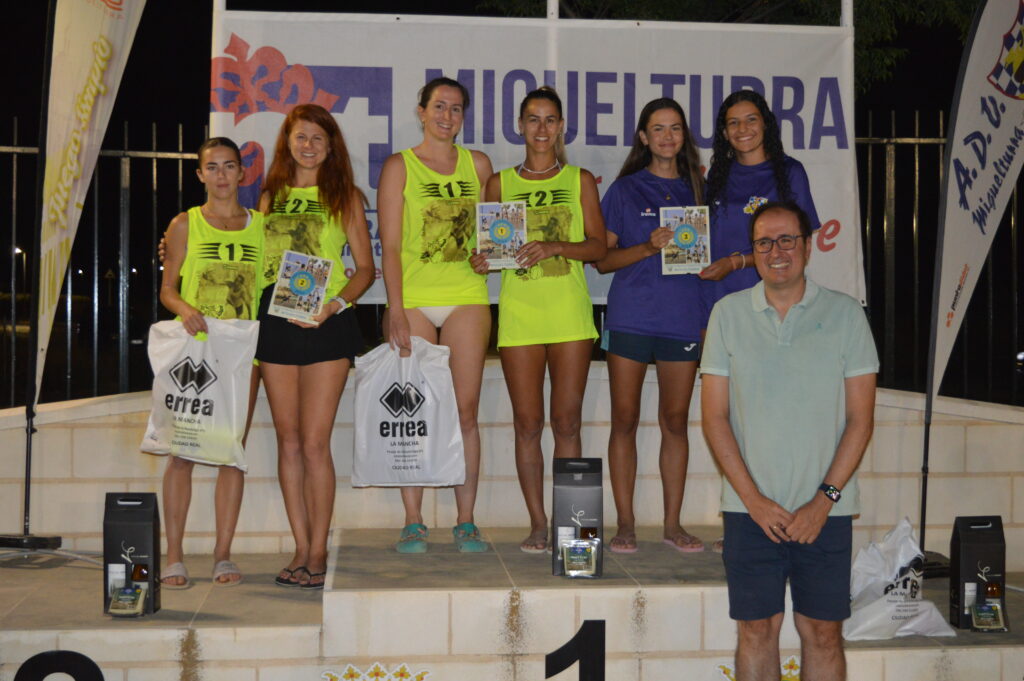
843,517,956,640
140,318,259,471
352,337,465,487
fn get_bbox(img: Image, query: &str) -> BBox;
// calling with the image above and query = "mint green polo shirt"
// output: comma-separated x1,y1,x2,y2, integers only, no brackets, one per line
701,278,879,516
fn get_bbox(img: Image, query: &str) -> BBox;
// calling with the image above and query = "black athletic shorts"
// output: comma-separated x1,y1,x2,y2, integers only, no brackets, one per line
255,286,363,365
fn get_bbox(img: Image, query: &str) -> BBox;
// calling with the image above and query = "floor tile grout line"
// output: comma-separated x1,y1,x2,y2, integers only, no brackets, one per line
189,582,214,628
486,529,519,590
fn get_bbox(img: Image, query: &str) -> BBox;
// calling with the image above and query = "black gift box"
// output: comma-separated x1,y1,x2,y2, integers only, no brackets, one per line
950,515,1005,629
551,458,603,577
103,493,161,615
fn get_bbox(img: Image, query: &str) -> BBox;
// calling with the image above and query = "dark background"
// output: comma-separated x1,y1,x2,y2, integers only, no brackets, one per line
3,1,1002,406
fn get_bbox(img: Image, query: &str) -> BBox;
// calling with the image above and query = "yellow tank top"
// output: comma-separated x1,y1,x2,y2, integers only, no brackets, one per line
178,206,264,321
263,186,350,299
497,165,597,347
399,146,487,307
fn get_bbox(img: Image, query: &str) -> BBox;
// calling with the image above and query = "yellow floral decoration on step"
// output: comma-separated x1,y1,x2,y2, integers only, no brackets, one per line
718,655,801,681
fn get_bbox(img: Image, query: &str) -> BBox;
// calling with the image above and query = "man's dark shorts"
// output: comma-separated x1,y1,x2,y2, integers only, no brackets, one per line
722,511,852,621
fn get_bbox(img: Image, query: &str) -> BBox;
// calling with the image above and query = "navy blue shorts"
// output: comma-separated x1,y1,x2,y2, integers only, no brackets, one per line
722,511,852,621
602,329,699,363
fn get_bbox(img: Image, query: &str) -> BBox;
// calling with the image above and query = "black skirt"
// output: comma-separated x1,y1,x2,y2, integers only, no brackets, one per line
255,287,363,365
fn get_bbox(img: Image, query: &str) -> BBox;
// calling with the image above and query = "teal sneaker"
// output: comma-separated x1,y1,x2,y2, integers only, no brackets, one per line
396,523,428,553
453,522,488,553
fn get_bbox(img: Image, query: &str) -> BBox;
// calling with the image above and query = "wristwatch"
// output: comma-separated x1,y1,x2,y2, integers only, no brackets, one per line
819,483,841,503
331,297,351,315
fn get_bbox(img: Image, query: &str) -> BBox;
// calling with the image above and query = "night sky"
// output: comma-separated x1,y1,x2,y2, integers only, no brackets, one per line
4,1,964,145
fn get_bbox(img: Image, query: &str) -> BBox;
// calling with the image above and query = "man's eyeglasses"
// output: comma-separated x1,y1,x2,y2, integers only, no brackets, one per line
752,234,805,253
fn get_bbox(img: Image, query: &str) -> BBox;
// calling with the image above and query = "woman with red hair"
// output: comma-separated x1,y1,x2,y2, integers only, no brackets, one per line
258,104,374,589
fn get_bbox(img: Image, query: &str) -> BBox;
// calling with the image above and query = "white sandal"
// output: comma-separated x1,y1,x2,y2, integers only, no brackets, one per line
160,562,191,590
212,560,242,587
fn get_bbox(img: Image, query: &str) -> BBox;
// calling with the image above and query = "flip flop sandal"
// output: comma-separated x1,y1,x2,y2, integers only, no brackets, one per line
212,560,243,586
609,535,639,554
663,535,706,553
519,532,548,554
301,570,326,590
274,565,306,588
160,562,191,590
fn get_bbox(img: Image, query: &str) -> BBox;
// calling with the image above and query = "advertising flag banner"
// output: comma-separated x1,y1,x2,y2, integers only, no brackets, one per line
36,0,146,403
932,0,1024,399
211,10,862,304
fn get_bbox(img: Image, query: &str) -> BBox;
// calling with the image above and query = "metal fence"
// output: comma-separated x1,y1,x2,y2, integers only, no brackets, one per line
2,114,1023,408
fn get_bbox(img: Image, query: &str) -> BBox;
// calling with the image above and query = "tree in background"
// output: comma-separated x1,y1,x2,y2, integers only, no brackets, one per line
477,0,978,95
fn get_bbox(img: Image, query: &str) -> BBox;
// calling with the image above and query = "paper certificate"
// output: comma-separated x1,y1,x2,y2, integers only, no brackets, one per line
476,201,527,270
661,206,711,275
267,249,333,324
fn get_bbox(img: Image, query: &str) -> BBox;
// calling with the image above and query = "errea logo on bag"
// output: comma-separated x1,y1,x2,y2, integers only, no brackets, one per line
379,382,427,437
169,357,218,394
165,357,218,417
380,382,424,417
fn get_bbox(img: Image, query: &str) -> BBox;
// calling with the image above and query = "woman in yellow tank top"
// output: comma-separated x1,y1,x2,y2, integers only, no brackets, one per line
472,87,607,553
378,77,494,554
158,137,263,588
258,105,375,590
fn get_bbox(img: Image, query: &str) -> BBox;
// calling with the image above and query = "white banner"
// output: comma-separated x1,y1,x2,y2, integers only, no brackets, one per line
211,11,862,304
37,0,146,402
932,0,1024,399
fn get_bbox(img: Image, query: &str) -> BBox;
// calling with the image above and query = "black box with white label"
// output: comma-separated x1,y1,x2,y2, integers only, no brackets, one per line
950,515,1004,629
103,493,161,615
551,458,603,577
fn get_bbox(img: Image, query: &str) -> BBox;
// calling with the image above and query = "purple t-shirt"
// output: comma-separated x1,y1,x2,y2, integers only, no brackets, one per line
601,169,705,341
706,155,820,304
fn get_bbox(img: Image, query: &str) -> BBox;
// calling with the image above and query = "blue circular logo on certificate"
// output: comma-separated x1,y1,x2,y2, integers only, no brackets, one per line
490,219,514,244
289,270,315,296
674,224,698,249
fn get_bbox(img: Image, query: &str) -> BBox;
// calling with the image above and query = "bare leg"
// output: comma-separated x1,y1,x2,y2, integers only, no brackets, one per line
605,352,646,552
438,305,490,525
654,359,700,548
793,613,845,681
499,343,548,549
295,359,349,586
546,340,592,459
261,362,309,580
161,456,194,585
736,614,784,681
210,365,261,584
387,308,439,528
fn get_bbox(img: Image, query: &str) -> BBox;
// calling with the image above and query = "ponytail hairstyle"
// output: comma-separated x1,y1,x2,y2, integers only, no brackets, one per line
418,76,470,110
197,136,242,165
519,86,568,166
262,103,367,224
706,90,790,211
616,98,704,204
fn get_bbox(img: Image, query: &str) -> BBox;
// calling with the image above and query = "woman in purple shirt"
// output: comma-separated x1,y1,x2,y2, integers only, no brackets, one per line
700,90,820,301
596,98,706,554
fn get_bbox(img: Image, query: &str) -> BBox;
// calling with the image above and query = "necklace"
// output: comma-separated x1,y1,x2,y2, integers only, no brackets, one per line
201,205,245,231
518,160,561,175
655,179,675,202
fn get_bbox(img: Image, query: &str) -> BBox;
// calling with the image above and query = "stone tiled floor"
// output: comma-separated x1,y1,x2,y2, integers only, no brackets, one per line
1,524,1022,652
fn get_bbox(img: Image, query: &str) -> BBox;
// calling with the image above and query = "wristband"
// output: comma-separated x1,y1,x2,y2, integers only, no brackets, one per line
331,297,351,315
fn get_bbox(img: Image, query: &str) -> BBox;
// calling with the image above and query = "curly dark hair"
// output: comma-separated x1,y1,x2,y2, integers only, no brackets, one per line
705,90,791,212
616,98,703,205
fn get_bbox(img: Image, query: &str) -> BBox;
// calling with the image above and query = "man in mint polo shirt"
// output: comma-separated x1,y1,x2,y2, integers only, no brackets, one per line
701,201,878,681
